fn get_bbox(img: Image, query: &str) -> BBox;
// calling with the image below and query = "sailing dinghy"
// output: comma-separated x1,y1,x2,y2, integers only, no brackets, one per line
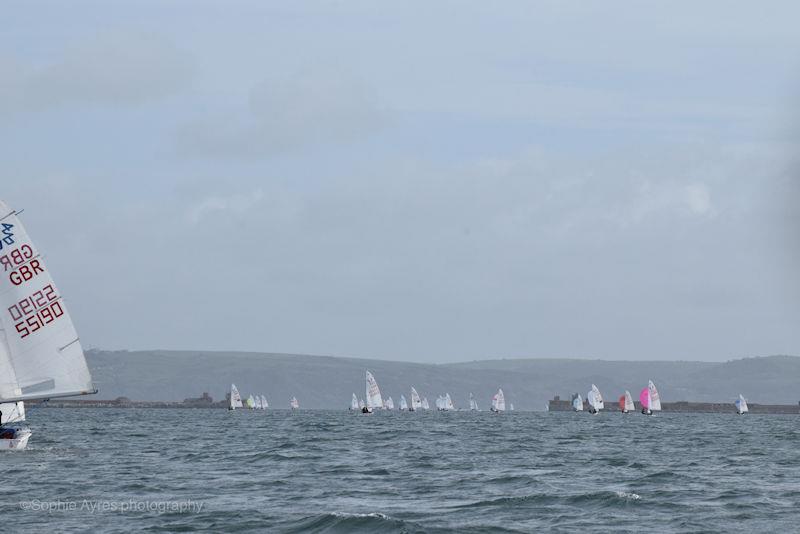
290,396,299,410
385,396,395,410
421,397,430,410
261,395,268,409
587,384,604,415
639,380,661,415
572,394,583,412
365,370,383,413
399,395,408,411
490,388,506,412
229,384,243,410
619,390,635,413
410,387,422,411
350,393,359,411
469,392,478,411
0,199,96,450
735,394,748,415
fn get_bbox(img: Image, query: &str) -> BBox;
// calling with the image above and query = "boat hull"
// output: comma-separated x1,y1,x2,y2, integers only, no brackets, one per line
0,428,31,450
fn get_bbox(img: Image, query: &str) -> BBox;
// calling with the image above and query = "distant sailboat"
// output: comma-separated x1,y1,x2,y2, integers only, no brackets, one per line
385,397,395,410
572,394,583,412
410,387,422,411
365,370,383,413
290,396,299,410
587,384,604,414
399,395,408,411
639,380,661,415
229,384,244,411
435,395,445,410
358,398,366,410
735,394,748,415
469,393,478,411
509,403,514,411
0,199,97,450
261,395,268,409
619,390,635,413
491,388,506,412
246,395,256,409
421,397,430,410
350,393,359,411
445,393,455,411
253,395,262,409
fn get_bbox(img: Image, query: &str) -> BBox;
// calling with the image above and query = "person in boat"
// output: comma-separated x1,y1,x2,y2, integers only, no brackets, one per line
361,406,370,414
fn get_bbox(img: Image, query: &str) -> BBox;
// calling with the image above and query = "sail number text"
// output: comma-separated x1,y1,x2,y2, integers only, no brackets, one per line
8,284,64,339
0,244,46,286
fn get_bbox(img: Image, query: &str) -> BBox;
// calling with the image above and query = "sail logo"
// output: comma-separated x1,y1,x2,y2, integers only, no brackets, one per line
1,223,14,250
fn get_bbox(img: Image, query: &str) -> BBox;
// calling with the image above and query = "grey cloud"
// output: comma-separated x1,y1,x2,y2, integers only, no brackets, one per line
0,31,192,113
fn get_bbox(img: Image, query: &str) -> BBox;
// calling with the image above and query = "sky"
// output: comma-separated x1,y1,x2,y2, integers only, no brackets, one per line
2,1,799,363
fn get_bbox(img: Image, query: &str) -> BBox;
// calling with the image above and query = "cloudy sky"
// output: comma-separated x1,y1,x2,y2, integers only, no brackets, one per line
3,1,799,362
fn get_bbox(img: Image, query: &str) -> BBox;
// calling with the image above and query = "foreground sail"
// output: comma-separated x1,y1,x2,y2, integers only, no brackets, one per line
365,371,383,412
410,387,422,411
0,200,96,449
491,388,506,412
735,394,748,415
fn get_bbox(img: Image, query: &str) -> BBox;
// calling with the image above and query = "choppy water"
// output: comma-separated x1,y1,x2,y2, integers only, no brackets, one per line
2,408,798,532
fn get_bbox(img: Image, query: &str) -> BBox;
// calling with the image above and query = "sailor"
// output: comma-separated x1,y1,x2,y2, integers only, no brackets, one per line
361,406,370,414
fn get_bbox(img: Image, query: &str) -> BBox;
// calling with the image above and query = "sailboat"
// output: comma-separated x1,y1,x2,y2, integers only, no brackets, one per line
261,395,268,409
619,390,635,413
358,398,365,410
572,394,583,412
290,396,299,410
445,393,455,411
385,396,395,410
639,380,661,415
735,394,748,415
229,384,244,410
435,395,445,410
0,199,97,450
490,388,506,412
365,370,383,413
410,387,422,411
350,393,359,411
469,392,478,411
509,403,514,411
587,384,604,414
253,395,262,409
421,397,430,410
399,395,408,411
246,395,256,409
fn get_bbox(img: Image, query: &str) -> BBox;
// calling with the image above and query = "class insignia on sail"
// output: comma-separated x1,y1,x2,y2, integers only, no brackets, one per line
0,200,97,450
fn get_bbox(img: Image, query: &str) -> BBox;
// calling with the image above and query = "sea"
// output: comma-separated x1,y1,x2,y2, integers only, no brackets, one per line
2,408,798,533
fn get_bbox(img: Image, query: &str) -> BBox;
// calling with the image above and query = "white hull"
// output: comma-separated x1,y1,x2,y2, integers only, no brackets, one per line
1,428,31,450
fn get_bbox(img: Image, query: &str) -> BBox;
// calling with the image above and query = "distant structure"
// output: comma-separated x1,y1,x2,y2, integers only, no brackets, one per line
183,392,214,406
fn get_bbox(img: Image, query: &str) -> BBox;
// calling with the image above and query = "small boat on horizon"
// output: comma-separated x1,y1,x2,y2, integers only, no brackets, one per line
399,394,408,411
735,394,748,415
490,388,506,413
572,394,583,412
364,370,383,413
619,390,635,413
640,380,661,415
587,384,604,415
290,396,300,410
229,384,244,411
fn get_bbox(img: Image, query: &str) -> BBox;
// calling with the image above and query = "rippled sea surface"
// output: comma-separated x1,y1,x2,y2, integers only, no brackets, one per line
2,408,799,532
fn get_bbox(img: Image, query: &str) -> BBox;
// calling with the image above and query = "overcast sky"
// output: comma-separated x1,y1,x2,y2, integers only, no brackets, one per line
3,1,799,362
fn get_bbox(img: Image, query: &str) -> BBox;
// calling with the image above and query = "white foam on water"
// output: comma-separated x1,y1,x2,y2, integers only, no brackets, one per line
615,491,641,500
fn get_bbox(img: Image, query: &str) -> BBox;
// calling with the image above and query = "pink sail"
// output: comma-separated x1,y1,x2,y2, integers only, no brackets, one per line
639,387,649,408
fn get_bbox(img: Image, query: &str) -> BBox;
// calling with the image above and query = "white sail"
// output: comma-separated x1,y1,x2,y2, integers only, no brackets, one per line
230,384,243,409
385,396,395,410
351,393,359,410
624,390,635,412
509,403,514,411
0,401,24,424
365,370,383,410
261,395,268,408
399,395,408,410
246,395,255,409
0,200,95,403
253,395,261,409
492,388,506,412
648,380,662,411
445,393,455,411
736,394,748,414
573,394,583,411
590,384,604,410
410,387,422,410
358,398,365,409
290,396,299,409
421,397,430,410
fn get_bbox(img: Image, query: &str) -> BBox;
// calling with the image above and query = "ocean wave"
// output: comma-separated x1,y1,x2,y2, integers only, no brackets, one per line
282,511,425,533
